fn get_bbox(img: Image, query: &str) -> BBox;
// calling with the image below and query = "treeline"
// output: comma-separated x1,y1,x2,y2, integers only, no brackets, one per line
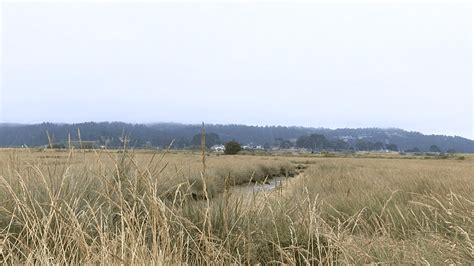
0,122,314,148
296,134,399,152
0,122,473,153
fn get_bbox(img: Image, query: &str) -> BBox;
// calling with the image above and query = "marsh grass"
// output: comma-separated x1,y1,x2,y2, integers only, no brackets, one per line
0,149,472,264
289,158,474,263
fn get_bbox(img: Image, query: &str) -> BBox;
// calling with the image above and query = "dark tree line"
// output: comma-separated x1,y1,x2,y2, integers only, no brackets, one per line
191,133,221,148
295,134,399,152
0,122,473,152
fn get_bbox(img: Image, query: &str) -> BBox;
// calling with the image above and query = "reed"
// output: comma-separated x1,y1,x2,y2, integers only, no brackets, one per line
0,149,472,264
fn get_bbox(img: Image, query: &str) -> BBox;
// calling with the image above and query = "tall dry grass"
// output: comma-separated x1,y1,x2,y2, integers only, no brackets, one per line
0,149,472,264
0,148,299,264
288,158,474,263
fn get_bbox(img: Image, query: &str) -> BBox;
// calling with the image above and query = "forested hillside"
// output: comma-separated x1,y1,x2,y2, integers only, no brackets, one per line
0,122,472,153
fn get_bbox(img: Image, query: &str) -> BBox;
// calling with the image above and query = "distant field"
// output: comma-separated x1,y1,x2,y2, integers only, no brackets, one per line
0,148,472,264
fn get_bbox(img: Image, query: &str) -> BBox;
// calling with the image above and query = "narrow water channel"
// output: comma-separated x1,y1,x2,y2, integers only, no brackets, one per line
230,175,299,195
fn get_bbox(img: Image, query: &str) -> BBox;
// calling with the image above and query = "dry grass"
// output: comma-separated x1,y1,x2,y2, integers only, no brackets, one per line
288,157,474,263
0,148,472,264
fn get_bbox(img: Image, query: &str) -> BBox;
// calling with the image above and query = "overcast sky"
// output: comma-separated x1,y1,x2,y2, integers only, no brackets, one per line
1,2,472,139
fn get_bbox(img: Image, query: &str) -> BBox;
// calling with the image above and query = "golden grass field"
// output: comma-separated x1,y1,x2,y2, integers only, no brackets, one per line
0,148,472,264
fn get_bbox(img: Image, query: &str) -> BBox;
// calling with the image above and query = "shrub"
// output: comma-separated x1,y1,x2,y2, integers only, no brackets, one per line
224,141,241,155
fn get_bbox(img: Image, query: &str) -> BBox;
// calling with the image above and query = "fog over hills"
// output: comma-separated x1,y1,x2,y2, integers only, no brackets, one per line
0,122,472,153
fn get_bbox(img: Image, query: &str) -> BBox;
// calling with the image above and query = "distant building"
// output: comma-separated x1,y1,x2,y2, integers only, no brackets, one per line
210,144,225,153
241,144,266,150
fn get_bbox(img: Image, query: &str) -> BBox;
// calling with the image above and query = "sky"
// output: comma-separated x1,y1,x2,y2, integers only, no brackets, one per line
1,2,473,139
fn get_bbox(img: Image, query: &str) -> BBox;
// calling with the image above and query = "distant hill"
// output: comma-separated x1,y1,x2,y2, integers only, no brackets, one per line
0,122,473,153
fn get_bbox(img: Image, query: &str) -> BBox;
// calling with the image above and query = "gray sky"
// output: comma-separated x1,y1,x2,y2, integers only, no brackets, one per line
1,2,473,139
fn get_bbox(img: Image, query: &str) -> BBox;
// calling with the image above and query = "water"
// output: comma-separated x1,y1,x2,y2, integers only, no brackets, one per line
231,176,291,194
